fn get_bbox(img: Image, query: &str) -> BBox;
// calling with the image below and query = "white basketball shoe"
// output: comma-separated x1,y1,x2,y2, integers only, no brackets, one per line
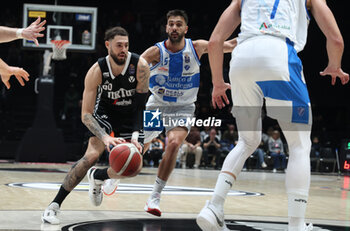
87,167,104,206
144,192,162,217
196,200,229,231
304,223,313,231
41,202,60,225
103,179,120,196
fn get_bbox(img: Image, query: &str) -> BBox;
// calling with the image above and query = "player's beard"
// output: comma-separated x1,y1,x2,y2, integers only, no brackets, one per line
110,50,127,65
168,31,185,44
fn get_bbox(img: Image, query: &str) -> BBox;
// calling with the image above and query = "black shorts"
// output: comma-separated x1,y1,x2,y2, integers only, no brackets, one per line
86,109,144,144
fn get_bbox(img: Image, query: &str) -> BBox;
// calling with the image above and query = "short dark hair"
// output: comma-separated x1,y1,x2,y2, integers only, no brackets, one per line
104,26,129,41
166,9,188,25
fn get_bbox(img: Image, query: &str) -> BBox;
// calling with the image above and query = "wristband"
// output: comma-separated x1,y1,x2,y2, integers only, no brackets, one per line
16,28,24,39
131,131,139,141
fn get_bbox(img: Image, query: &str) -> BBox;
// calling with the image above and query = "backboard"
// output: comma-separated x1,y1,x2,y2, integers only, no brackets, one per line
22,3,97,51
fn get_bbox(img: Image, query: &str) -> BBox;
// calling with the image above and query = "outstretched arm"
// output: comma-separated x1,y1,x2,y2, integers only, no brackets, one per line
209,0,241,109
0,58,29,89
309,0,349,85
192,38,238,59
0,17,46,45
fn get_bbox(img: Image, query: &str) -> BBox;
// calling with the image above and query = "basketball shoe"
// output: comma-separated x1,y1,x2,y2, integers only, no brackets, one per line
304,223,313,230
196,200,229,231
41,202,60,225
103,179,120,196
144,192,161,217
87,167,103,206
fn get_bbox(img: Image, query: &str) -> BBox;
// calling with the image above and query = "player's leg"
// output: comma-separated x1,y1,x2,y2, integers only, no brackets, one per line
278,121,312,231
42,137,105,224
145,126,188,216
194,146,203,168
197,107,262,231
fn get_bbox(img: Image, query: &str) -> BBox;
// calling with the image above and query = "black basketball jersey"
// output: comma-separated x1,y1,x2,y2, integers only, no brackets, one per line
94,52,140,115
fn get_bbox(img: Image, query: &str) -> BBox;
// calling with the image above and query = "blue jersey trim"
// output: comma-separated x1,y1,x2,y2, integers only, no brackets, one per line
150,43,163,71
188,39,201,66
270,0,280,19
256,39,310,124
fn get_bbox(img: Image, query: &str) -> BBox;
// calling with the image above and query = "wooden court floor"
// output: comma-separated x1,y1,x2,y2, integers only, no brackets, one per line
0,162,349,230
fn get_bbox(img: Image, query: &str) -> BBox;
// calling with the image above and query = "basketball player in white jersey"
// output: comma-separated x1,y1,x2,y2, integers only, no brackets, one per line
42,27,150,224
197,0,349,231
0,17,46,89
138,9,236,217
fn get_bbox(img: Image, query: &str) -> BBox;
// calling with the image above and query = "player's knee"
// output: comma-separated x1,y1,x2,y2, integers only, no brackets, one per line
239,131,261,151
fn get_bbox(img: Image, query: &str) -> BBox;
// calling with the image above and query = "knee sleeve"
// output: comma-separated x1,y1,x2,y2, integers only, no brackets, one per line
221,131,261,176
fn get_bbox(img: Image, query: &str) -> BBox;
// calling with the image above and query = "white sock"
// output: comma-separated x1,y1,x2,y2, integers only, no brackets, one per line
151,177,166,198
288,193,308,230
210,172,234,211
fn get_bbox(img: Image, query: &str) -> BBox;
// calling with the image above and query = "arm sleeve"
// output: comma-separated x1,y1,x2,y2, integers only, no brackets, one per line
132,92,149,132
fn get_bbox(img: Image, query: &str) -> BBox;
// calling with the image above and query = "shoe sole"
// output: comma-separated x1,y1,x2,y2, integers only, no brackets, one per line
41,216,60,225
144,204,161,217
197,214,217,231
103,185,118,196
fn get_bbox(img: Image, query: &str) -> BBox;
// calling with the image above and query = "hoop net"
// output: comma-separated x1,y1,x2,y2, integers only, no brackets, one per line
51,40,70,60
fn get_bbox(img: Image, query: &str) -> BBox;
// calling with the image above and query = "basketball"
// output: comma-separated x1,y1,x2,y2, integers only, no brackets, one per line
109,143,142,177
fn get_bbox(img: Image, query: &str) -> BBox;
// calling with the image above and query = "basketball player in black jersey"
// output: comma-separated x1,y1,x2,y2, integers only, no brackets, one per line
41,26,150,225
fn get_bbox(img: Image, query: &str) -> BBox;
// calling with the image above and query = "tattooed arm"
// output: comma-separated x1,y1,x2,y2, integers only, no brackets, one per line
81,62,125,151
131,57,150,152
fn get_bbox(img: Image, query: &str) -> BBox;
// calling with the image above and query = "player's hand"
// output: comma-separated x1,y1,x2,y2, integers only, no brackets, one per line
22,17,46,46
131,139,143,154
320,66,349,85
103,136,126,152
0,66,30,89
211,81,231,109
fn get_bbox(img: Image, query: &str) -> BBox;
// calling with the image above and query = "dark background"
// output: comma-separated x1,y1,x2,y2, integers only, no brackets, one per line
0,0,349,161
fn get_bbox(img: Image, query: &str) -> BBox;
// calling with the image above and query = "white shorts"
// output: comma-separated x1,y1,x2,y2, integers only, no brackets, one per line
229,35,312,125
144,95,195,143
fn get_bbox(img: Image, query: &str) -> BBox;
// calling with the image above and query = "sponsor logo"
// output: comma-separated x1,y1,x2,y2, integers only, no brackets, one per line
107,88,135,100
208,207,224,227
103,72,110,78
294,198,307,203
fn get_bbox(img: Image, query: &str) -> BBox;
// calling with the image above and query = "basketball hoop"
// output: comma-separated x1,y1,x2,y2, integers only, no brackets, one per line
51,40,70,60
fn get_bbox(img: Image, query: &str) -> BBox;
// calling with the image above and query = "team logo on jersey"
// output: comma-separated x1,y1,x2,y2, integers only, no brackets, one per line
184,65,190,71
129,64,136,75
128,76,135,83
155,75,167,86
184,54,190,63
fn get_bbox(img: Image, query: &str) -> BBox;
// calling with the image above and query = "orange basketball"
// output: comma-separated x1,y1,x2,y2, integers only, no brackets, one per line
109,143,142,177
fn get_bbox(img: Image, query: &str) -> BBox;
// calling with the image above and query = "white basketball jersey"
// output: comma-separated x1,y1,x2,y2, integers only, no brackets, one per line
149,38,201,105
238,0,310,52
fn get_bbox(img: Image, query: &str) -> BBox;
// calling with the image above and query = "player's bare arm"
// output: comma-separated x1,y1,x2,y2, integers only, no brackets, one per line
131,57,150,153
0,58,30,89
141,46,161,66
309,0,349,85
0,17,46,45
81,63,125,150
209,0,241,109
192,38,237,59
136,57,151,93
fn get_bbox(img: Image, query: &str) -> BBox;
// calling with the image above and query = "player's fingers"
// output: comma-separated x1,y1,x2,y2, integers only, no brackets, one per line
223,94,230,105
18,69,30,80
215,96,223,109
31,17,40,26
34,39,39,46
331,76,336,85
15,75,25,86
4,81,10,89
212,97,217,109
37,19,46,27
